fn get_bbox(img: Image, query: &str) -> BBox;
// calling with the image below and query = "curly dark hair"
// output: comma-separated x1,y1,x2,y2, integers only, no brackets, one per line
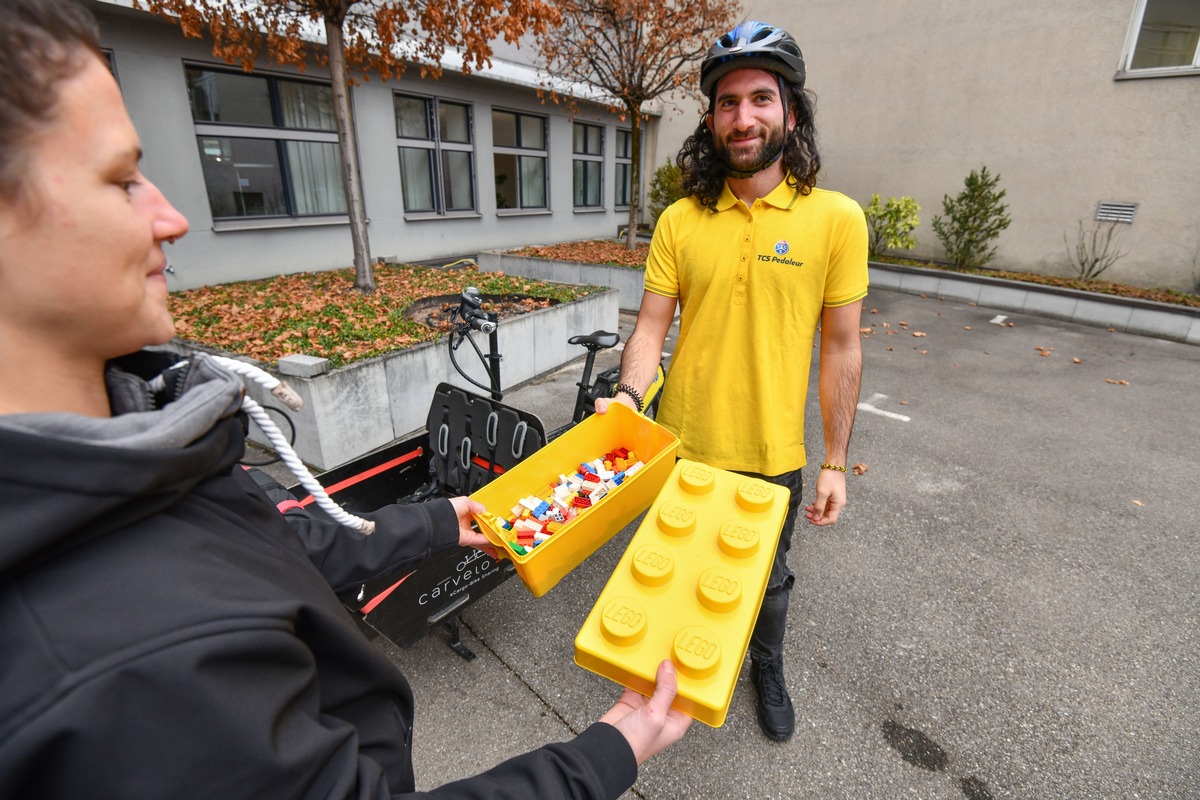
0,0,101,208
677,81,820,209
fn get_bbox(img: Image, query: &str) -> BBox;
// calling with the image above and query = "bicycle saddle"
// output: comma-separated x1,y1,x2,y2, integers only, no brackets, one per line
568,330,620,351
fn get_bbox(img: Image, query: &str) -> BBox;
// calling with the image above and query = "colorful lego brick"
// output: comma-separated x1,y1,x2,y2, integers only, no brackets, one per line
468,404,680,597
573,459,789,728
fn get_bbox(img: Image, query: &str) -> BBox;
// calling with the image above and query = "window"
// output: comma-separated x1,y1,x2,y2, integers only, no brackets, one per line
1120,0,1200,76
614,129,633,208
395,94,476,214
186,67,346,220
572,122,603,208
492,109,547,210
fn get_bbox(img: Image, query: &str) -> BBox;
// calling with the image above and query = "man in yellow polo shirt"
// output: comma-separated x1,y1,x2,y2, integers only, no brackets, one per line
597,20,868,741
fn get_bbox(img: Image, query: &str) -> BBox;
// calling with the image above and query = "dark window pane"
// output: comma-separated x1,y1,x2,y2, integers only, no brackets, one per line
395,95,432,139
519,156,546,207
277,80,336,131
196,136,286,218
494,153,517,208
442,150,475,211
1132,0,1200,68
574,159,601,206
616,163,631,206
520,115,545,149
285,141,347,214
616,130,632,159
400,147,435,211
440,102,471,143
186,69,272,126
492,110,517,147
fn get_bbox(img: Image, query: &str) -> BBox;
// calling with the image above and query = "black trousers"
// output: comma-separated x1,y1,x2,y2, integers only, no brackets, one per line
734,466,803,664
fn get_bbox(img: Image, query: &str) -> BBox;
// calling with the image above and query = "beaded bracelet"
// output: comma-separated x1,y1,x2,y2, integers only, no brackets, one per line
819,463,848,473
611,382,645,413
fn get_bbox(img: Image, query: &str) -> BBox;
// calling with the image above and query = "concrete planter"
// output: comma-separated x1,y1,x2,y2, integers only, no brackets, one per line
166,288,619,470
869,261,1200,346
478,250,646,311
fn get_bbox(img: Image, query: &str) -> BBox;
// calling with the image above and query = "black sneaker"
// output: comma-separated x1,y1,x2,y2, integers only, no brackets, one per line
750,657,795,741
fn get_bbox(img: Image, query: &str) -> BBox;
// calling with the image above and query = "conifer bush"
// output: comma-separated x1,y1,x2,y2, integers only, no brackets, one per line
932,166,1011,270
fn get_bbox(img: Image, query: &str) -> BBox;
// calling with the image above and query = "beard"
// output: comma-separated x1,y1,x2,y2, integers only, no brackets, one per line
714,121,787,174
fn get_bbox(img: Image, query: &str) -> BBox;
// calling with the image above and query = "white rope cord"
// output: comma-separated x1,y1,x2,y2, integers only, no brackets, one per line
209,356,376,535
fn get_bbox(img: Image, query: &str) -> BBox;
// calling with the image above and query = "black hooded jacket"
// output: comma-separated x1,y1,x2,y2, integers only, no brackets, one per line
0,351,636,799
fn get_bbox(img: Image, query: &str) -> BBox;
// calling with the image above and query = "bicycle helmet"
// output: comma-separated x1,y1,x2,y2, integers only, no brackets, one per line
699,20,806,97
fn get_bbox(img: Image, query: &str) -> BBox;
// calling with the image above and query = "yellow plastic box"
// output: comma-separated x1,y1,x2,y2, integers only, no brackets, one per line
470,403,679,597
573,459,789,727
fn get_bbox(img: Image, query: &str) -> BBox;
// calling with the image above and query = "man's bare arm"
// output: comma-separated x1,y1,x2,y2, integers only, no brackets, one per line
595,291,677,413
806,300,864,525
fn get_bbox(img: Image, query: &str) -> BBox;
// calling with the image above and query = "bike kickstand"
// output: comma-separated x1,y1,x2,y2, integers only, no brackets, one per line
441,615,477,661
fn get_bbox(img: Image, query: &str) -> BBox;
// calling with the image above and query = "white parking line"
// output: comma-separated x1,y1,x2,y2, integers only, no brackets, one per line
858,392,911,422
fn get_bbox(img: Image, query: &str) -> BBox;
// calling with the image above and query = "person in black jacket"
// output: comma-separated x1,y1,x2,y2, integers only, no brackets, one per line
0,1,691,797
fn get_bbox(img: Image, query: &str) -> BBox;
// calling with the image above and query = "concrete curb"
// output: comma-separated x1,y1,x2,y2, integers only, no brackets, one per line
869,261,1200,346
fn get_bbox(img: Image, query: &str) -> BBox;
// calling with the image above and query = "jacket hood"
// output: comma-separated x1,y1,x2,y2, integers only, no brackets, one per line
0,351,246,574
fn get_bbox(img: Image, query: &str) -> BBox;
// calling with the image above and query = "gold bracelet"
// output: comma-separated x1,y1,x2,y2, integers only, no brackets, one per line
819,463,848,473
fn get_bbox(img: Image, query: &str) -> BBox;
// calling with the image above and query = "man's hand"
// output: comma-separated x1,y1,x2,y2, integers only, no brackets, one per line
593,394,638,415
600,659,693,765
448,496,497,557
804,468,847,526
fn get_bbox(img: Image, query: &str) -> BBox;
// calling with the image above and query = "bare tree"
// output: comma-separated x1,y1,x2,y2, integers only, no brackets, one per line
1066,219,1128,282
141,0,559,292
536,0,741,249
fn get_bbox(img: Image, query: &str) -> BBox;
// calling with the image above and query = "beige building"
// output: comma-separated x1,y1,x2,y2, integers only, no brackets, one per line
657,1,1200,292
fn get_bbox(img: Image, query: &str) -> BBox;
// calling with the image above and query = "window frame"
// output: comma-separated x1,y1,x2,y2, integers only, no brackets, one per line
184,64,349,226
572,121,604,210
394,92,478,218
491,108,550,213
1117,0,1200,79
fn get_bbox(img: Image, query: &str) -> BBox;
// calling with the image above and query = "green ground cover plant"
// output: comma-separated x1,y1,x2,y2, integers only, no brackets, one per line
169,263,596,368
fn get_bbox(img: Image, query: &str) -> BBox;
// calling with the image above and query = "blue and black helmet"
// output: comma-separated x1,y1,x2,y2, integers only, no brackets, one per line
699,21,806,97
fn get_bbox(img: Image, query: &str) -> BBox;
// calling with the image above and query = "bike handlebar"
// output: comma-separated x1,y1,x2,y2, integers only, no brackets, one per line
459,287,497,333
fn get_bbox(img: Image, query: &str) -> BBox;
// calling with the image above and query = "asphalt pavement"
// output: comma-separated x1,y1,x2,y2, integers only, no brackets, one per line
357,289,1199,799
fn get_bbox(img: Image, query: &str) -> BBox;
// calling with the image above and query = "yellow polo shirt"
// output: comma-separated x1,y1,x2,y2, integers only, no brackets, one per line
644,178,868,475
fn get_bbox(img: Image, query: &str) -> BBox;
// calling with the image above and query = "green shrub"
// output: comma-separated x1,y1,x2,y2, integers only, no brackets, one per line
931,166,1011,270
862,194,921,258
648,159,684,223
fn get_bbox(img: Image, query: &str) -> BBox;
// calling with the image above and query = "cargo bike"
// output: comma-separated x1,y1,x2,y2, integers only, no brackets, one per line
239,287,663,660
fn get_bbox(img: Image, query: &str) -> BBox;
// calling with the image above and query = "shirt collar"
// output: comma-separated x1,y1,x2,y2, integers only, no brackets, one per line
714,173,801,212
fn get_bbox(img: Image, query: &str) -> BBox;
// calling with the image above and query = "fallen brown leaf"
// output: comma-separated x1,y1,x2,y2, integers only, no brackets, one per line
1072,357,1082,364
1131,499,1144,507
912,331,927,337
852,463,868,475
1105,378,1130,385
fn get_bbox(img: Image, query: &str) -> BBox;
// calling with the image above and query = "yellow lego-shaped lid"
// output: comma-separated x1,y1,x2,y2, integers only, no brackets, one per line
573,459,790,727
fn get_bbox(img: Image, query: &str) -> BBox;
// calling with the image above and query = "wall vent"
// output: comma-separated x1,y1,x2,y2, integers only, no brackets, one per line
1095,201,1138,224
